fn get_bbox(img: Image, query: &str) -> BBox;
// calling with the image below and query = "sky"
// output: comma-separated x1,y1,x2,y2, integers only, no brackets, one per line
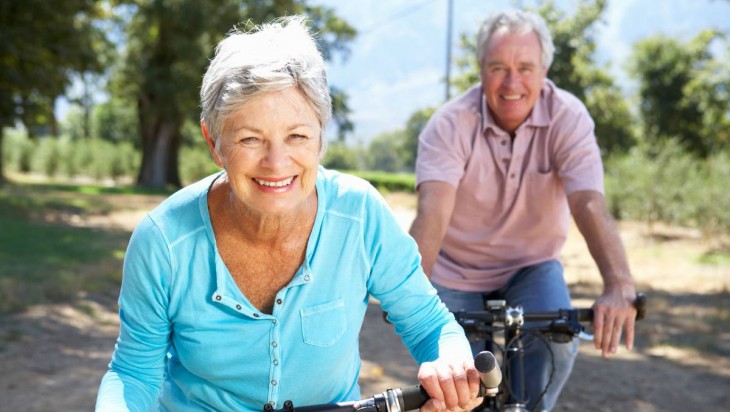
314,0,730,144
54,0,729,143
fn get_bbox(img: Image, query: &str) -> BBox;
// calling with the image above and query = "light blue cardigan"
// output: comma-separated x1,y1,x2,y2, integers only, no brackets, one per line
96,166,469,411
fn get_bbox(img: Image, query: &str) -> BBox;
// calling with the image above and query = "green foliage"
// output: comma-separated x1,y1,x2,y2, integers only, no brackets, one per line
180,145,220,185
93,98,139,144
33,138,62,178
322,141,364,171
366,131,406,172
629,31,730,157
2,130,140,184
3,128,34,173
605,140,730,238
451,33,480,94
330,87,354,141
0,0,112,131
110,0,356,188
401,107,436,171
344,170,416,193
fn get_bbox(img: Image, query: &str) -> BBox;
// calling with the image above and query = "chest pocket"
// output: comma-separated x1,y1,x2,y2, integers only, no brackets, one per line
300,299,347,347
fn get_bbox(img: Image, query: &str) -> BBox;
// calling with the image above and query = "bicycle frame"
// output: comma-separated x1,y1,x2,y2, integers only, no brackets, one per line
454,293,647,412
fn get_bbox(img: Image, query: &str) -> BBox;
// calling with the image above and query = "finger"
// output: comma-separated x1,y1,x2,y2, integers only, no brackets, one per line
593,306,605,351
466,396,486,411
608,316,623,355
451,363,472,409
464,360,481,399
418,363,445,405
436,363,459,409
601,312,614,356
624,314,636,351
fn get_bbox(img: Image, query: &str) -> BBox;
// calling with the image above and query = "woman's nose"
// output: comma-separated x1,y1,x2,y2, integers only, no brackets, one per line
262,141,289,168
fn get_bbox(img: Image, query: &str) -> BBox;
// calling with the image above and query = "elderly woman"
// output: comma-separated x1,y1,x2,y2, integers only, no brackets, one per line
96,17,481,412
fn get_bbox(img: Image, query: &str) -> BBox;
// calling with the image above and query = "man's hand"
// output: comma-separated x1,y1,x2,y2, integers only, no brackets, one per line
568,190,638,357
592,286,637,357
417,357,483,411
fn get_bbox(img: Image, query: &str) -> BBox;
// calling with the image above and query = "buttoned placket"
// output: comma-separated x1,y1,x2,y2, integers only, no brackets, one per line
488,130,513,178
266,264,314,408
211,258,315,409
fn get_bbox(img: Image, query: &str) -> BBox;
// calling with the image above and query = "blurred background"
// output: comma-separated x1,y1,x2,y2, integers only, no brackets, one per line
0,0,729,411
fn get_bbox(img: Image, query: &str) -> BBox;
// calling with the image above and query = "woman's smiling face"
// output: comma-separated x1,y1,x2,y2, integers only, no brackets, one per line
208,86,321,217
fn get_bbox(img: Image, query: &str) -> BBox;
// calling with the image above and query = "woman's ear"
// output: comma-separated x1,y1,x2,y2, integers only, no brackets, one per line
201,120,224,168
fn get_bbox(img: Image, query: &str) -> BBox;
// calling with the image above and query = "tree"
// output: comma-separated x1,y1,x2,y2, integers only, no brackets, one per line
0,0,110,183
450,0,636,155
112,0,356,188
367,131,406,172
630,31,730,157
400,107,435,171
330,87,354,142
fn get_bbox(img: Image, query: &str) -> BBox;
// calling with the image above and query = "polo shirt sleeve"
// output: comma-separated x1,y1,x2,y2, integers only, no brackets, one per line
361,185,470,364
415,107,475,189
552,100,605,195
96,215,172,411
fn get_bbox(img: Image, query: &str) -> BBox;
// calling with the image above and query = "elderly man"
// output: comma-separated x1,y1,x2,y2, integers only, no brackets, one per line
409,9,637,411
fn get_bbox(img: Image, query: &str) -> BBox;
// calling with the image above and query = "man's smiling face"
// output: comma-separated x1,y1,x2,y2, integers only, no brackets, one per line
480,30,547,134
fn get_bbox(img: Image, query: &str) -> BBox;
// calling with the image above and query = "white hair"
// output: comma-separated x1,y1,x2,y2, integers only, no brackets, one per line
200,16,331,157
476,9,555,70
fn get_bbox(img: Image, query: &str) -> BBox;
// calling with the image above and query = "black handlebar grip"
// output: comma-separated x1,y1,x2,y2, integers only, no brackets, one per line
575,308,594,322
400,385,430,411
634,293,647,321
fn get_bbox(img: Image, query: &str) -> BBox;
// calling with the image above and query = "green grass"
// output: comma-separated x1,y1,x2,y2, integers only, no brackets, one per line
0,181,141,314
697,250,730,266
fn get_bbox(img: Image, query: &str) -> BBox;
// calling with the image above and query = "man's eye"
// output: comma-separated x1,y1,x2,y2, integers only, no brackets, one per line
290,134,308,141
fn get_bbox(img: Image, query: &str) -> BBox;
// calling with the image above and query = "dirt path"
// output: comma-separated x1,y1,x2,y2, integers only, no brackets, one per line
1,194,729,411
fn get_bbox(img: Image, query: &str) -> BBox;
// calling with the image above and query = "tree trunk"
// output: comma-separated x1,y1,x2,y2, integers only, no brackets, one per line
136,97,183,189
0,130,5,185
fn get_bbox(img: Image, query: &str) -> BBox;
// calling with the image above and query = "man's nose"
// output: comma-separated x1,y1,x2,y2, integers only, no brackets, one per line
503,70,517,86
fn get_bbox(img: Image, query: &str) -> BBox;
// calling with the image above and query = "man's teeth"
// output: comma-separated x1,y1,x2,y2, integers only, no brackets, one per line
502,95,522,100
255,177,294,187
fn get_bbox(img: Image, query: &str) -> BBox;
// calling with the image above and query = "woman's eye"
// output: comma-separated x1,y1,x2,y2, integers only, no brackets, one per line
290,134,308,141
240,137,261,146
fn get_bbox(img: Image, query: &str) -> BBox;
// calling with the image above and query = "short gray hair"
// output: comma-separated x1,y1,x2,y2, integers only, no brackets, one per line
476,10,555,70
200,16,331,156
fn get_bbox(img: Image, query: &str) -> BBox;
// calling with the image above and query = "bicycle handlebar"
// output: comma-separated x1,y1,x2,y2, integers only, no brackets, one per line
456,293,646,323
453,293,647,342
267,351,499,412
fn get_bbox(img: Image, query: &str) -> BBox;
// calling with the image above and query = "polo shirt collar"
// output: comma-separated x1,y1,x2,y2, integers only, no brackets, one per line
480,81,551,135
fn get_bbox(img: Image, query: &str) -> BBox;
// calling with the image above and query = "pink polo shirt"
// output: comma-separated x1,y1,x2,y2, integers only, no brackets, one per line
415,80,604,292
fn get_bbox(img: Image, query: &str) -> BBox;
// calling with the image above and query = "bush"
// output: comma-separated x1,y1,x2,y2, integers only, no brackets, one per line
180,145,220,184
2,130,141,183
605,139,730,238
3,128,34,173
322,141,363,170
343,170,416,193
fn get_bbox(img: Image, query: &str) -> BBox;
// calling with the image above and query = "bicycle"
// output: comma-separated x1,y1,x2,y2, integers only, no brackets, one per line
263,351,502,412
452,293,648,412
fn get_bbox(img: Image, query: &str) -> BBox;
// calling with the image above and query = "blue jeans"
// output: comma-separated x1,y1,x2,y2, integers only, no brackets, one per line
434,260,578,412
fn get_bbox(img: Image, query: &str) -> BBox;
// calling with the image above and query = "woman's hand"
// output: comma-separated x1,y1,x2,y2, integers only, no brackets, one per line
417,356,483,411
